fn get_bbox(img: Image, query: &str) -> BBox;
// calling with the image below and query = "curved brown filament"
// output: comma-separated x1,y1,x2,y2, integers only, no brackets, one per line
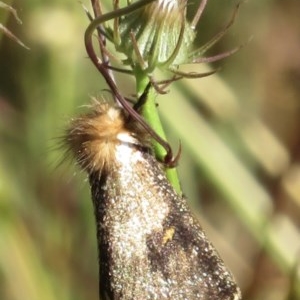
130,31,148,71
169,67,218,79
189,1,242,60
162,8,186,68
191,0,208,30
163,141,182,168
82,2,116,91
192,45,243,64
0,2,30,50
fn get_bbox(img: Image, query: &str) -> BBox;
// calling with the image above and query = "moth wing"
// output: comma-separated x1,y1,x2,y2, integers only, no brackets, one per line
92,147,241,299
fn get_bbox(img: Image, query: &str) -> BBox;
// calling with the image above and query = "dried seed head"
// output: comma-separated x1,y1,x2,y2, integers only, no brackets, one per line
144,0,182,24
116,0,195,73
85,0,240,85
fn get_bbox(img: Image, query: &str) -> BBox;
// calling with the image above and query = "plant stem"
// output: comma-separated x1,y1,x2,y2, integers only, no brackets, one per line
135,72,182,195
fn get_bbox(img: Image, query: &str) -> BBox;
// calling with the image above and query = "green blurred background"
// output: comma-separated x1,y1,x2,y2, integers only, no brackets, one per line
1,0,300,299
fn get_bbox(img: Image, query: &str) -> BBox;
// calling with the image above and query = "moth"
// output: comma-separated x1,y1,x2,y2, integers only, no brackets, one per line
65,100,242,300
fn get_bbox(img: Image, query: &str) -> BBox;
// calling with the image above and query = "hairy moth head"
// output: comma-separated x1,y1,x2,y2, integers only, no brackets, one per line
65,101,146,174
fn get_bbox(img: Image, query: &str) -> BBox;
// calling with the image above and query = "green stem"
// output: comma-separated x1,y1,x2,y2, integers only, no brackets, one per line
135,73,182,195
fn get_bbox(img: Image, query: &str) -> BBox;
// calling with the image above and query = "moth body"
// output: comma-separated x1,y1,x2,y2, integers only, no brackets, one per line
66,102,241,300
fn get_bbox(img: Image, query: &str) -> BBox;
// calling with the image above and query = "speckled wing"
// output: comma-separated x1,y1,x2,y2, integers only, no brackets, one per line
89,141,241,300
